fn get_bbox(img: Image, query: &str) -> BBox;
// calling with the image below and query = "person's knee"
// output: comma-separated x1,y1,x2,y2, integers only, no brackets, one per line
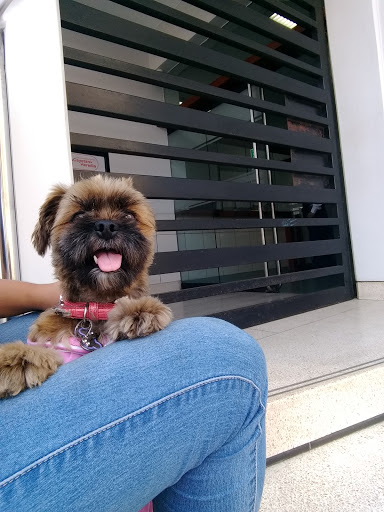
164,317,267,394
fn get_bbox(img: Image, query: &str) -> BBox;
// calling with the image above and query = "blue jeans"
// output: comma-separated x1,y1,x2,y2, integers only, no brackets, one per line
0,314,267,512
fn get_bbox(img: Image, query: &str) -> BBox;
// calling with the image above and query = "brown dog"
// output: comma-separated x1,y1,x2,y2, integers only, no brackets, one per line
0,175,173,397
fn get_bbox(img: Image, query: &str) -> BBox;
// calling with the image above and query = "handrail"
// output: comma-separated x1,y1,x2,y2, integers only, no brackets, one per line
0,31,20,280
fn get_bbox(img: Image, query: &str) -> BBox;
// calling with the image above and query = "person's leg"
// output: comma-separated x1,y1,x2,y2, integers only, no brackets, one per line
0,312,39,344
0,316,267,512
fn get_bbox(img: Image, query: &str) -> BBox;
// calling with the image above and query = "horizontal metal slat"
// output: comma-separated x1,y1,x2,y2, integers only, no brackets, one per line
71,133,335,176
60,0,326,103
151,238,342,274
184,0,320,55
158,265,345,304
67,83,331,153
74,171,338,204
110,173,337,203
64,48,328,127
156,218,340,231
112,0,321,77
134,175,337,203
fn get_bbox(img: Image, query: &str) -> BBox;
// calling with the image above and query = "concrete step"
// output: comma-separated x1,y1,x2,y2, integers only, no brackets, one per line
244,299,384,460
265,362,384,461
260,419,384,512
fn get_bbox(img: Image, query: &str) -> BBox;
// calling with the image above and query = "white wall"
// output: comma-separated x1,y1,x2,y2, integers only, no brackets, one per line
3,0,73,283
325,0,384,290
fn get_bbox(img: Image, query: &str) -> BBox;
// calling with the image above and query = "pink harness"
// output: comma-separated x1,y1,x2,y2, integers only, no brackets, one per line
26,336,112,363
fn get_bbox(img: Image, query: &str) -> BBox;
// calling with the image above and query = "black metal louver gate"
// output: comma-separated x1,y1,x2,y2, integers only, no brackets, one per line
60,0,355,327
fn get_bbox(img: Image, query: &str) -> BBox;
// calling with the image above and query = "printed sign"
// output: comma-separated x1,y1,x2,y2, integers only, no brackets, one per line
72,153,106,172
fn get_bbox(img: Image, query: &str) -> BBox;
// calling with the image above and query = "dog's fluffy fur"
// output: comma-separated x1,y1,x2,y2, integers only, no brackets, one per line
0,175,173,397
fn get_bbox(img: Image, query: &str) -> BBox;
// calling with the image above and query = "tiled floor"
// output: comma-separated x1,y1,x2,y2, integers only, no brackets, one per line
245,299,384,393
260,420,384,512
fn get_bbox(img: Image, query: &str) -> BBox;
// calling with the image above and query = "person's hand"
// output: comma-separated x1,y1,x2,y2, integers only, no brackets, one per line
0,280,61,318
33,282,61,311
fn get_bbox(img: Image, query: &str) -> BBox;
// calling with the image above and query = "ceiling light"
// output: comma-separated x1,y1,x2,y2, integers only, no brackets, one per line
270,13,297,30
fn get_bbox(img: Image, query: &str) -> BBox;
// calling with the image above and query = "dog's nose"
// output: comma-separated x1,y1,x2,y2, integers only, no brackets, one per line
95,220,117,240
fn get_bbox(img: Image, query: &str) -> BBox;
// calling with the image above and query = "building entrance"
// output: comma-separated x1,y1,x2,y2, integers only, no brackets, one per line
61,0,355,326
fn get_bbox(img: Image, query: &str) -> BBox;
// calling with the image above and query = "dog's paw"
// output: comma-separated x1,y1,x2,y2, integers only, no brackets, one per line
104,296,173,341
0,342,63,398
28,309,76,345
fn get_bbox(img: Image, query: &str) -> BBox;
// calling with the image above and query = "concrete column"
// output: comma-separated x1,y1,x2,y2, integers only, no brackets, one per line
325,0,384,299
2,0,73,283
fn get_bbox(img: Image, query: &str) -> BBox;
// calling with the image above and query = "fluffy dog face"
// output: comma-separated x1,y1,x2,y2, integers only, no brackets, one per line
32,175,155,302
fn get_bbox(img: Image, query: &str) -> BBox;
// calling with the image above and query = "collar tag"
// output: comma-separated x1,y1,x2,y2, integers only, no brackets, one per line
74,318,103,352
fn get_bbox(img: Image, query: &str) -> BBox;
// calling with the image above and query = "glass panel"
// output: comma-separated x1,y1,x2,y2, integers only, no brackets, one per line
158,225,339,254
288,119,327,138
262,202,337,219
174,200,261,219
181,261,266,287
277,226,340,243
163,84,252,121
281,1,316,20
170,161,257,182
280,251,342,273
175,228,265,252
168,130,253,154
279,274,345,294
277,66,322,87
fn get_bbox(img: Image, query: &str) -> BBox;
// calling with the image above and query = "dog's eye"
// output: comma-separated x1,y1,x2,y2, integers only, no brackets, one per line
125,212,135,220
71,211,85,222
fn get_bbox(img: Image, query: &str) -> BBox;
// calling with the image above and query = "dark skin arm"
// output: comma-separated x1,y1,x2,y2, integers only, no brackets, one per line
0,280,61,318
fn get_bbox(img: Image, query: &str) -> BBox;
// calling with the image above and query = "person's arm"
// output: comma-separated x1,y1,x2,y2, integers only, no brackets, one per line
0,280,61,318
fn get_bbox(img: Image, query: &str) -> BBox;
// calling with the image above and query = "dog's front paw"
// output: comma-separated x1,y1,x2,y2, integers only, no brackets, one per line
104,296,173,341
28,309,76,345
0,342,63,398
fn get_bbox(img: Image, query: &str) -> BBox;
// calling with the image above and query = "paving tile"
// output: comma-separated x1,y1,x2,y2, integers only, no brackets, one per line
260,421,384,512
244,328,278,340
266,364,384,456
257,302,384,391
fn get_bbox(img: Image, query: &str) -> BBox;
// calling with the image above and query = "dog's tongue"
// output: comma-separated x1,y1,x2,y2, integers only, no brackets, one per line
95,252,122,272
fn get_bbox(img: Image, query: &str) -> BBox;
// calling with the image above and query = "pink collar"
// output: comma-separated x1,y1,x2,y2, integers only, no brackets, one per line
57,298,115,321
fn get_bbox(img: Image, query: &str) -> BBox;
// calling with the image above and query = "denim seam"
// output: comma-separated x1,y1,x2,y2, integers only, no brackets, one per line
253,431,257,512
1,375,265,489
253,421,262,512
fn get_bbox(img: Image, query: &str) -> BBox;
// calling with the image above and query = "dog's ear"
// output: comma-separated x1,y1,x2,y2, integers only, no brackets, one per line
32,184,68,255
